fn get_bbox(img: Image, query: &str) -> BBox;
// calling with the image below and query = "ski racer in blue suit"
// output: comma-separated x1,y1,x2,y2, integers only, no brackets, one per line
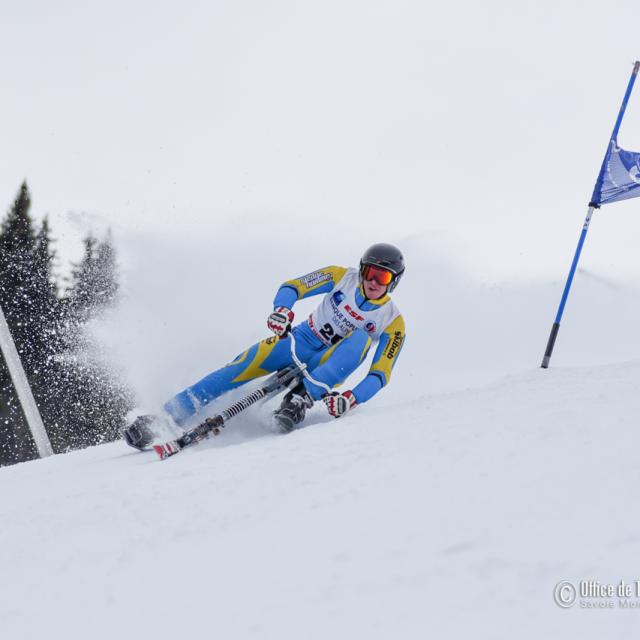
123,243,406,447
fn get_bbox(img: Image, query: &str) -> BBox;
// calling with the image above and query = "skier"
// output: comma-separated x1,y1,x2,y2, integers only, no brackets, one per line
123,243,406,449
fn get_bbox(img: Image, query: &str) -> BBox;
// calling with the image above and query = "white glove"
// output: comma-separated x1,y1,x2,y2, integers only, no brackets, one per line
323,390,357,418
267,306,294,337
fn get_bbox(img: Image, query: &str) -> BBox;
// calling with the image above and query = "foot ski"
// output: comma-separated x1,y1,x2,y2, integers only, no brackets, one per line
153,416,223,460
122,415,156,451
272,383,314,434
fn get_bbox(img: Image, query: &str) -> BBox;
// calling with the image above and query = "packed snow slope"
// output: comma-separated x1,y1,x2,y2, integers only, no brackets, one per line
5,218,640,640
2,359,640,639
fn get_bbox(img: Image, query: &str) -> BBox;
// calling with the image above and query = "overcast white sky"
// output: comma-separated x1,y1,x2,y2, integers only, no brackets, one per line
2,0,640,281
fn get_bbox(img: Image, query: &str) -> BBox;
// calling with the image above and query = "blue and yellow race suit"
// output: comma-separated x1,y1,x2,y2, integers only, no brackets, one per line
164,266,406,425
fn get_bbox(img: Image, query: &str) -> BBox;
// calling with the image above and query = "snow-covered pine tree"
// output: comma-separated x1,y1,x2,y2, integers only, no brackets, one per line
0,183,132,466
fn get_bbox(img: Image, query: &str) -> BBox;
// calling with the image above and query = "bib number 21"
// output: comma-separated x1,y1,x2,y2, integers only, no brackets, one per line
319,323,342,345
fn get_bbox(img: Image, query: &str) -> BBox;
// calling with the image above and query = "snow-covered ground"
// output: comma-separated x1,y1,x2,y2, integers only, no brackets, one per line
2,353,640,639
5,215,640,639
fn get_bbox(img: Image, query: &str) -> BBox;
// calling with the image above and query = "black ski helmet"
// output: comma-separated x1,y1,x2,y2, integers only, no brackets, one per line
359,243,405,293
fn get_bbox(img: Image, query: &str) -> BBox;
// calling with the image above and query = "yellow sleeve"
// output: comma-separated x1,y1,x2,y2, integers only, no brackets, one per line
278,265,349,302
368,314,406,386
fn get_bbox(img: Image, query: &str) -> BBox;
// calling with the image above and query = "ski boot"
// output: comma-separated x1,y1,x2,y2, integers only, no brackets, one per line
272,383,314,433
122,415,157,450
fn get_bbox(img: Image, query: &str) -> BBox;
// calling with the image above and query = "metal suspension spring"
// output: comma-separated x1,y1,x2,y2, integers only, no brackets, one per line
222,388,267,420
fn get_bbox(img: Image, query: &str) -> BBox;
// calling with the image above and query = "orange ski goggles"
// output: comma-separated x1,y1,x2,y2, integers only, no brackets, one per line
361,264,395,286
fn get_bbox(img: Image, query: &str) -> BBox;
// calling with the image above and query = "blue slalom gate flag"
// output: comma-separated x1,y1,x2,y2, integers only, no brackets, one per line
590,60,640,208
541,61,640,369
590,141,640,206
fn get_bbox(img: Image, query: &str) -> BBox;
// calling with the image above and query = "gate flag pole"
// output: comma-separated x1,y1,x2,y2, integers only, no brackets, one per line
0,302,53,458
541,61,640,368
